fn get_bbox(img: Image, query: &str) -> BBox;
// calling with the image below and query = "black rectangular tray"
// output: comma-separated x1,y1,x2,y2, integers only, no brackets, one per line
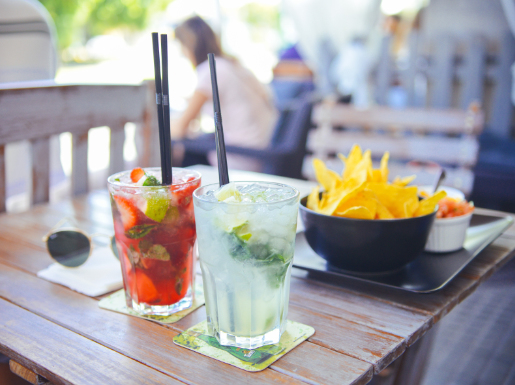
293,213,513,293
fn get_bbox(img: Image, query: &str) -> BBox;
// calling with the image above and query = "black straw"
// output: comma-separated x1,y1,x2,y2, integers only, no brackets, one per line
208,53,230,186
151,32,172,185
160,34,173,184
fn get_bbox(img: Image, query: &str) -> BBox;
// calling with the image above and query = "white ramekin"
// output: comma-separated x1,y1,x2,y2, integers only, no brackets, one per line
425,211,473,253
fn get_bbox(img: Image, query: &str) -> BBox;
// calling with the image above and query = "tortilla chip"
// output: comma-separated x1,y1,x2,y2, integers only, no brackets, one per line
313,158,341,191
380,152,390,183
307,186,320,211
337,206,375,220
392,175,416,187
414,190,447,217
335,190,378,218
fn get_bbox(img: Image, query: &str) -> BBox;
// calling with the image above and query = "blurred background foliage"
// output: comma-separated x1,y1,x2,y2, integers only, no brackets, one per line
38,0,171,50
240,3,280,30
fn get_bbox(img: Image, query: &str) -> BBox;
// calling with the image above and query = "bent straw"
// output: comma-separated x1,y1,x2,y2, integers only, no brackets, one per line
151,32,169,185
208,53,230,186
160,34,173,184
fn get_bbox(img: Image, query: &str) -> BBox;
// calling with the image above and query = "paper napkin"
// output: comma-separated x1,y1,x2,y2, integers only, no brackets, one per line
37,246,123,297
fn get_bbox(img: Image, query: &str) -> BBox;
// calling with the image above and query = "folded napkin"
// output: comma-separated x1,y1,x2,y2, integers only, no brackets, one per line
37,246,123,297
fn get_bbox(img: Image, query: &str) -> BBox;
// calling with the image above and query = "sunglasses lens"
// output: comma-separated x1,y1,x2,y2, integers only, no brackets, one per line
47,231,90,267
111,237,119,260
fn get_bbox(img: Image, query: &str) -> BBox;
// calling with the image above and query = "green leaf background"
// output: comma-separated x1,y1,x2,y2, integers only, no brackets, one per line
38,0,171,50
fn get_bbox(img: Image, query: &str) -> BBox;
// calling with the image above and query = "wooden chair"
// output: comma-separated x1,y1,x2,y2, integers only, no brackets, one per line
304,100,484,194
0,80,154,212
176,96,314,180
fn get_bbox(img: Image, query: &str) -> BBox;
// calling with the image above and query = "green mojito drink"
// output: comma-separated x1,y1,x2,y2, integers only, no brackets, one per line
193,182,300,349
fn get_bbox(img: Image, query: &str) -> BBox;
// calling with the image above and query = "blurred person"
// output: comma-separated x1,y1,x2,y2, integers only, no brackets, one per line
329,36,371,107
282,0,382,96
270,43,315,108
173,16,277,172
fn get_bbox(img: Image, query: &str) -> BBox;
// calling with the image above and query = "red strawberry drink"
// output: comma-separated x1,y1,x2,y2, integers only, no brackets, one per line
108,167,201,315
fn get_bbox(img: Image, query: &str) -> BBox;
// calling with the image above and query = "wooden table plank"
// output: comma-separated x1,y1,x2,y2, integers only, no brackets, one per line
288,278,433,345
0,263,373,385
289,305,405,373
271,342,373,385
0,299,183,385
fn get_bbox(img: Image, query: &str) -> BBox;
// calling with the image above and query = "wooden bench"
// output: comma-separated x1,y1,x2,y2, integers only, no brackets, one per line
304,101,484,194
0,81,154,212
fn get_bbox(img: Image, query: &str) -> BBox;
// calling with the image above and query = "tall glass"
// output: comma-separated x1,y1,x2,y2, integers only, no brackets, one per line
108,167,201,315
193,182,300,349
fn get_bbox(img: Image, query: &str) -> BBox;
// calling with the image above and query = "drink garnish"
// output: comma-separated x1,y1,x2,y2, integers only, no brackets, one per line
138,193,170,222
130,167,146,183
143,175,160,186
114,196,141,230
125,224,156,239
230,221,252,241
131,167,162,186
144,244,171,261
214,183,241,202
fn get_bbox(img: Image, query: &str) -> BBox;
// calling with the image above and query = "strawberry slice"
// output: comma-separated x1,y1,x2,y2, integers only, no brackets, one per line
130,167,145,183
114,195,141,230
135,270,159,304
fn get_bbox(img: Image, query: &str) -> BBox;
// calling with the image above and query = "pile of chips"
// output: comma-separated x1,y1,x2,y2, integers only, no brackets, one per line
307,145,446,220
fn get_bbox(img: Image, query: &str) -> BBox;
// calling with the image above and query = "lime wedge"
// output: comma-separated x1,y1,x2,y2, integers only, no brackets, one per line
214,183,241,202
230,221,252,242
140,193,169,222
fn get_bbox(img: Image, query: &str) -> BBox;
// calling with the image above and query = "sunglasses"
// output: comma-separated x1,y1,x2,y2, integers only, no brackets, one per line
42,218,119,267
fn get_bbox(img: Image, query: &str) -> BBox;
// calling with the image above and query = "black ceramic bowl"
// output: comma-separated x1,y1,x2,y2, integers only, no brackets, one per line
299,196,436,273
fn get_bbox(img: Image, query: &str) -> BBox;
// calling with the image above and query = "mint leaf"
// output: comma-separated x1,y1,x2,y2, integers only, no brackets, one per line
125,224,156,239
143,244,170,261
175,278,183,296
223,228,292,289
143,175,160,186
139,239,152,253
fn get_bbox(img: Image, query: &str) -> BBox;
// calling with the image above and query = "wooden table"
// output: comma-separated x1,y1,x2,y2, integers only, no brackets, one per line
1,165,514,385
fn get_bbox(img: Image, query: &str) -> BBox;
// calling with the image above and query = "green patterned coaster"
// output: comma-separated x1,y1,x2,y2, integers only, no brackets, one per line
173,320,315,372
98,284,204,324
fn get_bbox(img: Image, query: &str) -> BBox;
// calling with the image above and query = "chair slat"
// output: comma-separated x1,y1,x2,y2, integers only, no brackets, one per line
430,35,455,108
0,145,5,213
109,123,125,176
405,32,422,107
375,36,393,106
0,84,148,145
30,136,50,205
461,36,486,110
308,130,480,167
72,131,89,195
312,104,484,135
490,33,515,136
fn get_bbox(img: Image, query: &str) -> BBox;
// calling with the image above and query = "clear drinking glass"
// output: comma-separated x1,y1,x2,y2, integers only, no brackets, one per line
193,181,300,349
108,167,201,315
